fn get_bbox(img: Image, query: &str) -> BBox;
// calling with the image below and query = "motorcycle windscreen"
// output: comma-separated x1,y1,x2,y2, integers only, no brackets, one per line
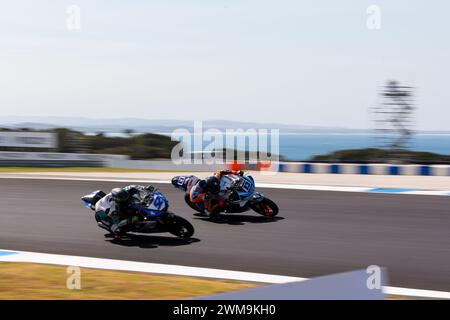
219,174,242,191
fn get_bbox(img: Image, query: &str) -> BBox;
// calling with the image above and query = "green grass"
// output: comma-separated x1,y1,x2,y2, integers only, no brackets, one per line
0,262,258,300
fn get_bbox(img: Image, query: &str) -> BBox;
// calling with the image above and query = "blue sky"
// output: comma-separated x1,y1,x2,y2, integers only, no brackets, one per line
0,1,449,130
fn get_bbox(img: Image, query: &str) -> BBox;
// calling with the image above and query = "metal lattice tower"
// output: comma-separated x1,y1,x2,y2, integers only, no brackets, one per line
372,80,415,150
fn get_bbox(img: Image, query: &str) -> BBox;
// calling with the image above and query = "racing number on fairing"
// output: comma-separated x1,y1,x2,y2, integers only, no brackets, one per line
177,176,186,186
153,195,164,210
242,181,251,192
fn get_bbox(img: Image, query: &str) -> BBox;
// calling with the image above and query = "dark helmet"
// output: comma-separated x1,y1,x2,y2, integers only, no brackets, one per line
204,176,220,194
111,187,130,203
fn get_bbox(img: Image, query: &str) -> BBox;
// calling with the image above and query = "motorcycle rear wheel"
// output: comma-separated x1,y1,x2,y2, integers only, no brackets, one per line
184,193,204,213
250,198,279,217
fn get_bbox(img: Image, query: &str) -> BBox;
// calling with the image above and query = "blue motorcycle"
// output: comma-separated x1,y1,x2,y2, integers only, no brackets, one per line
172,173,279,217
82,190,195,238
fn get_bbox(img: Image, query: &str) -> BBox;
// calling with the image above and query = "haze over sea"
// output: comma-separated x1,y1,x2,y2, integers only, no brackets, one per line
279,134,450,161
156,132,450,161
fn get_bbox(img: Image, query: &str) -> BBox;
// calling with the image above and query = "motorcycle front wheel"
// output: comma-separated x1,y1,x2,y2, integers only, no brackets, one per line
250,197,279,217
167,215,195,238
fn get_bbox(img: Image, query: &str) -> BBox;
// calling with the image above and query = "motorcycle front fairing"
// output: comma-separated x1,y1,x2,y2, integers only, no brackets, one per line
216,175,258,211
134,191,170,219
223,175,256,204
235,176,256,199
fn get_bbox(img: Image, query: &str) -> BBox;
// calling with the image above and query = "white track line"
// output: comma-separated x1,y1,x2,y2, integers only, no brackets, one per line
0,249,303,284
0,175,448,196
0,249,449,299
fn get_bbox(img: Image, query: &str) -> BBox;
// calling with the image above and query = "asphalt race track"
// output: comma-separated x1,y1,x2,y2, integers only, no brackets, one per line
0,178,449,291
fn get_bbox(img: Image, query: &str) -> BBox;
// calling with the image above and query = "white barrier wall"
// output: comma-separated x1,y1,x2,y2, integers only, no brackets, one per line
0,152,127,161
0,152,128,167
0,132,57,148
108,160,449,176
107,159,223,171
0,152,448,176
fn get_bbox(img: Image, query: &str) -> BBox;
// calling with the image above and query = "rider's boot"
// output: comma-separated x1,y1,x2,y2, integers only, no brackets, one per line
208,204,221,219
110,223,122,237
109,217,129,238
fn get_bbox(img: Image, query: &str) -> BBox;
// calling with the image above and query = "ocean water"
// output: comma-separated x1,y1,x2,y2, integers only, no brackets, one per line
279,134,450,160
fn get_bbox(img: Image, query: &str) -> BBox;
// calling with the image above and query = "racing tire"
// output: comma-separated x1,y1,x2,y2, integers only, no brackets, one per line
250,197,279,217
168,216,195,238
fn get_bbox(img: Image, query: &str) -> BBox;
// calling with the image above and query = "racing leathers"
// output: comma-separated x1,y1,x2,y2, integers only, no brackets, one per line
190,169,244,217
94,185,155,235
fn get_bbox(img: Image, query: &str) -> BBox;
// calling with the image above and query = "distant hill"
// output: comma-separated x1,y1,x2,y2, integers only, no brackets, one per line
55,128,177,160
1,116,449,135
0,116,368,133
